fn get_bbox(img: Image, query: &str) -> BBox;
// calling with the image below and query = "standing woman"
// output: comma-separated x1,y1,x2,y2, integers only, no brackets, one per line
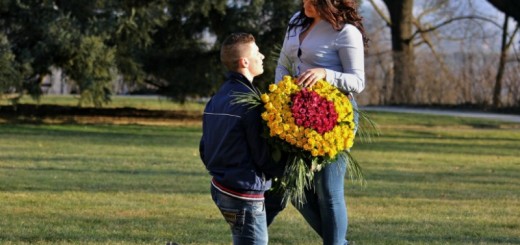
275,0,368,244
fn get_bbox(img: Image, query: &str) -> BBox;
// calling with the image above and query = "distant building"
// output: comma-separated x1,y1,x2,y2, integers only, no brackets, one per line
41,67,74,95
41,68,134,95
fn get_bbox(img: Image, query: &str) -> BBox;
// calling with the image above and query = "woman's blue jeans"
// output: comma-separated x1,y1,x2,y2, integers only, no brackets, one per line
292,95,357,244
293,159,349,245
211,185,268,245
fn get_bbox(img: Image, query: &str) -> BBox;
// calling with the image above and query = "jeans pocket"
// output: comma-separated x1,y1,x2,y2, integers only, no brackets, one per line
219,207,246,234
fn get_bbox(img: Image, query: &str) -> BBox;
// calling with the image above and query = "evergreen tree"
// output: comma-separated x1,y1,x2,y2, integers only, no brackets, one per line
0,0,168,106
143,0,300,100
1,0,300,105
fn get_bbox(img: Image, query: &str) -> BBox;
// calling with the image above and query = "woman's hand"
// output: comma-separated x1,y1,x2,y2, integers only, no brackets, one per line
297,68,326,88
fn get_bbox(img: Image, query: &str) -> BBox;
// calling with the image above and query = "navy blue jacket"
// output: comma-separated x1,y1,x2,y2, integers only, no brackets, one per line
199,72,282,195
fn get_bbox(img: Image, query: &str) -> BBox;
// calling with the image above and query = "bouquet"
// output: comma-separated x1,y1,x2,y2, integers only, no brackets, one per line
233,75,370,204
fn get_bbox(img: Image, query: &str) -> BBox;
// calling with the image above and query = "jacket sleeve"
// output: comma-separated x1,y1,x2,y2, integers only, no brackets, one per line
324,24,365,94
243,106,284,179
199,135,205,166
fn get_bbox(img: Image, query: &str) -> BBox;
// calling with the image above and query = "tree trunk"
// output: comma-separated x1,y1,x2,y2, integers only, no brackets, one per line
486,0,520,23
492,14,509,108
382,0,415,104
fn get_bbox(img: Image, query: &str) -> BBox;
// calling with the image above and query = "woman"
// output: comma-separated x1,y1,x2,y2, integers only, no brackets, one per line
275,0,368,244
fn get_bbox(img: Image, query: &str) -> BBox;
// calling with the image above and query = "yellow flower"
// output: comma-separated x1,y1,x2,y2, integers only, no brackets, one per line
261,112,269,121
328,149,337,158
274,126,284,135
318,148,325,156
260,76,355,158
269,84,278,92
311,149,319,157
261,93,270,103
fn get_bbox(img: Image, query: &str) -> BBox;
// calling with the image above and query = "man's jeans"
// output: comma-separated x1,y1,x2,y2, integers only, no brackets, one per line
293,159,349,245
211,185,268,245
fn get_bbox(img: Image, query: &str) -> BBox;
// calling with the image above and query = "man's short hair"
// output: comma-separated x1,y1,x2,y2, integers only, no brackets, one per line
220,33,255,71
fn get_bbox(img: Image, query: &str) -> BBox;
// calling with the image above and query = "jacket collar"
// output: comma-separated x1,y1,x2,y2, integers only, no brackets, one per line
226,71,258,93
226,71,251,83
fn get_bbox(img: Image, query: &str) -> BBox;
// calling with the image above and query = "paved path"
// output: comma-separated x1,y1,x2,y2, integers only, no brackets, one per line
361,106,520,123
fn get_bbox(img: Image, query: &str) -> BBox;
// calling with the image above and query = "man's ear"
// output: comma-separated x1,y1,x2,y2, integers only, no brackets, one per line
238,57,249,68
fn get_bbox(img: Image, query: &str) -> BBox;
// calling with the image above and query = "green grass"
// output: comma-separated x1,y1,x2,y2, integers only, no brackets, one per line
0,112,519,244
0,95,205,111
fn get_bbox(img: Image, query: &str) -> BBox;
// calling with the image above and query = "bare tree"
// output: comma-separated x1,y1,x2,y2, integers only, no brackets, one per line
373,0,416,104
367,0,515,107
486,0,520,23
491,13,520,108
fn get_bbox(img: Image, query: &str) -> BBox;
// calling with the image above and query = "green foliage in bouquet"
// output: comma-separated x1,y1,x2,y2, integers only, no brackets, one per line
232,76,379,204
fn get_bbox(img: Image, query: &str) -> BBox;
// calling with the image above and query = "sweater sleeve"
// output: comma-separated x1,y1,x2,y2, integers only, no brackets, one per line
324,24,365,94
275,12,301,83
275,33,291,83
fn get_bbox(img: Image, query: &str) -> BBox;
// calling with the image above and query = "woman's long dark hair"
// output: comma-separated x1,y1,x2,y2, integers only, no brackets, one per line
288,0,369,47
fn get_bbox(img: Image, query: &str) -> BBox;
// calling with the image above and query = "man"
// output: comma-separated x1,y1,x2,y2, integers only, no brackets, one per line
199,33,284,245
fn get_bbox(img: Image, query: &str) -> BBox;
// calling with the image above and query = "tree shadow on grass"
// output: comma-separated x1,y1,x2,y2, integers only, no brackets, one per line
350,219,520,244
0,123,201,148
346,167,520,201
0,164,210,194
355,138,519,157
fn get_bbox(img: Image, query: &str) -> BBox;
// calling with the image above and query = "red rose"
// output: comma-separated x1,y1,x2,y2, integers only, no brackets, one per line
291,89,338,134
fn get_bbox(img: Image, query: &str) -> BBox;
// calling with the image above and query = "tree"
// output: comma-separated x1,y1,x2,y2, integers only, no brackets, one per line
0,33,21,98
486,0,520,23
0,0,169,106
485,0,520,108
142,0,300,101
368,0,516,105
492,14,519,108
139,0,227,102
371,0,416,104
1,0,300,105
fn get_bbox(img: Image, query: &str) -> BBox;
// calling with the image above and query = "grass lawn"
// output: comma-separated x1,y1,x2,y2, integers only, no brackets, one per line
0,95,205,112
0,109,519,244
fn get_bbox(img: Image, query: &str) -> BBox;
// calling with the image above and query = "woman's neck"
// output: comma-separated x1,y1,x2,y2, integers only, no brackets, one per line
300,17,321,43
312,16,321,24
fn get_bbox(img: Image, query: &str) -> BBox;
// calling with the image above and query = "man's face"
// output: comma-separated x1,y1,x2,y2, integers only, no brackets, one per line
244,42,265,77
